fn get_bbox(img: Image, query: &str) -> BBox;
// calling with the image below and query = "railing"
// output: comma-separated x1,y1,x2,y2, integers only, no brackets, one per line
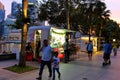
0,41,21,54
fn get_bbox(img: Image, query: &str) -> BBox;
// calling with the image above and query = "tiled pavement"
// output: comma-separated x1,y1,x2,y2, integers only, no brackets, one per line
0,48,120,80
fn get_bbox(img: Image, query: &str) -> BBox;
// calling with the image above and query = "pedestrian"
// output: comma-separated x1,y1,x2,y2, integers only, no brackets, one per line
103,40,112,66
112,41,118,56
36,39,52,80
63,38,70,63
52,52,61,80
86,40,93,61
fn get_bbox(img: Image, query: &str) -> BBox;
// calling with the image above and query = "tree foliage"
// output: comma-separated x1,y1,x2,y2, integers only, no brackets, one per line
13,7,30,29
38,0,111,35
39,0,89,30
102,20,120,40
14,10,24,29
38,0,66,27
13,0,120,40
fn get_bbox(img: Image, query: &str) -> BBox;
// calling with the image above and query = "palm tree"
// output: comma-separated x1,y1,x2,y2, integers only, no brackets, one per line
93,1,110,50
18,0,28,67
102,20,120,41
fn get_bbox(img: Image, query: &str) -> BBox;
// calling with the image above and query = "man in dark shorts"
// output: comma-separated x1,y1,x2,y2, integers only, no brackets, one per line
103,40,112,66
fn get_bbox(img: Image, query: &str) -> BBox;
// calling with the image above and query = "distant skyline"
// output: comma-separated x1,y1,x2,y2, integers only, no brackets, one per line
0,0,22,18
0,0,120,23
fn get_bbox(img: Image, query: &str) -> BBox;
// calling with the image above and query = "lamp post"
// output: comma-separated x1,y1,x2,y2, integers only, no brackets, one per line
18,0,28,67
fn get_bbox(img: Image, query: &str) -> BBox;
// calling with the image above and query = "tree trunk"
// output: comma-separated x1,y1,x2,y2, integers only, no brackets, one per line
66,0,70,39
19,23,27,67
98,25,102,51
18,0,28,67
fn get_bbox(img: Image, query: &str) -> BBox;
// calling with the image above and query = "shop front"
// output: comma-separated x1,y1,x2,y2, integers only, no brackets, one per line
50,28,66,59
79,36,105,52
80,36,97,52
27,26,50,60
27,26,74,61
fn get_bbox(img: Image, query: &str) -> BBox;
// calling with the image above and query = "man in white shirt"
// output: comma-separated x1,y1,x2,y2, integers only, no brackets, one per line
36,39,52,80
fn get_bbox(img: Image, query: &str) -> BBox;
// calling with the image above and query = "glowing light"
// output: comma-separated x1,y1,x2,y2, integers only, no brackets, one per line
23,0,28,18
113,39,116,42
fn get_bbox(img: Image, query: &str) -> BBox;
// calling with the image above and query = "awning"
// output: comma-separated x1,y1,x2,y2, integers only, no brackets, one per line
51,27,76,33
61,29,76,32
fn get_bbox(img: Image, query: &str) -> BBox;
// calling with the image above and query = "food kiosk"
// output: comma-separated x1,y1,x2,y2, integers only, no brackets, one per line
27,26,74,60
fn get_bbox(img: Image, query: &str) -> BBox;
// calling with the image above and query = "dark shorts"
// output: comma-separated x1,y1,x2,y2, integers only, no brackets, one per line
88,51,93,54
103,54,110,60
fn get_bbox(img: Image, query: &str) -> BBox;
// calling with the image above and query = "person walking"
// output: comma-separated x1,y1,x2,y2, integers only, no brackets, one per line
52,52,61,80
86,40,93,61
63,38,70,63
36,39,52,80
103,40,112,66
112,42,118,56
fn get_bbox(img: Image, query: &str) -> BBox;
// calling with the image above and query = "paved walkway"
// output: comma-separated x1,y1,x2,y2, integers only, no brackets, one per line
0,48,120,80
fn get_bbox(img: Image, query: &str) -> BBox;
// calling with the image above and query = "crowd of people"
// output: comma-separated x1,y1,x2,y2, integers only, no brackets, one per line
86,40,119,66
33,38,119,80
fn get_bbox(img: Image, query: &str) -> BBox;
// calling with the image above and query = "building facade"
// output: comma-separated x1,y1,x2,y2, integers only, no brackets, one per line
11,1,18,16
0,1,5,37
4,0,47,37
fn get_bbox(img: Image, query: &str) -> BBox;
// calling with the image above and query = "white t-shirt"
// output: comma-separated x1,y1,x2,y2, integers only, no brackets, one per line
52,56,60,68
41,45,52,61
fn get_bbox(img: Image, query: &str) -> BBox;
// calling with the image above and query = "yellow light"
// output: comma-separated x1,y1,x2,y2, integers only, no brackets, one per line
51,28,66,34
81,36,98,51
23,24,27,32
38,30,41,34
113,39,116,42
23,0,28,18
28,2,34,5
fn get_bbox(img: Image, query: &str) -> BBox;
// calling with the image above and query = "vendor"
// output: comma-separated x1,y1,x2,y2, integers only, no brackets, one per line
26,42,33,53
